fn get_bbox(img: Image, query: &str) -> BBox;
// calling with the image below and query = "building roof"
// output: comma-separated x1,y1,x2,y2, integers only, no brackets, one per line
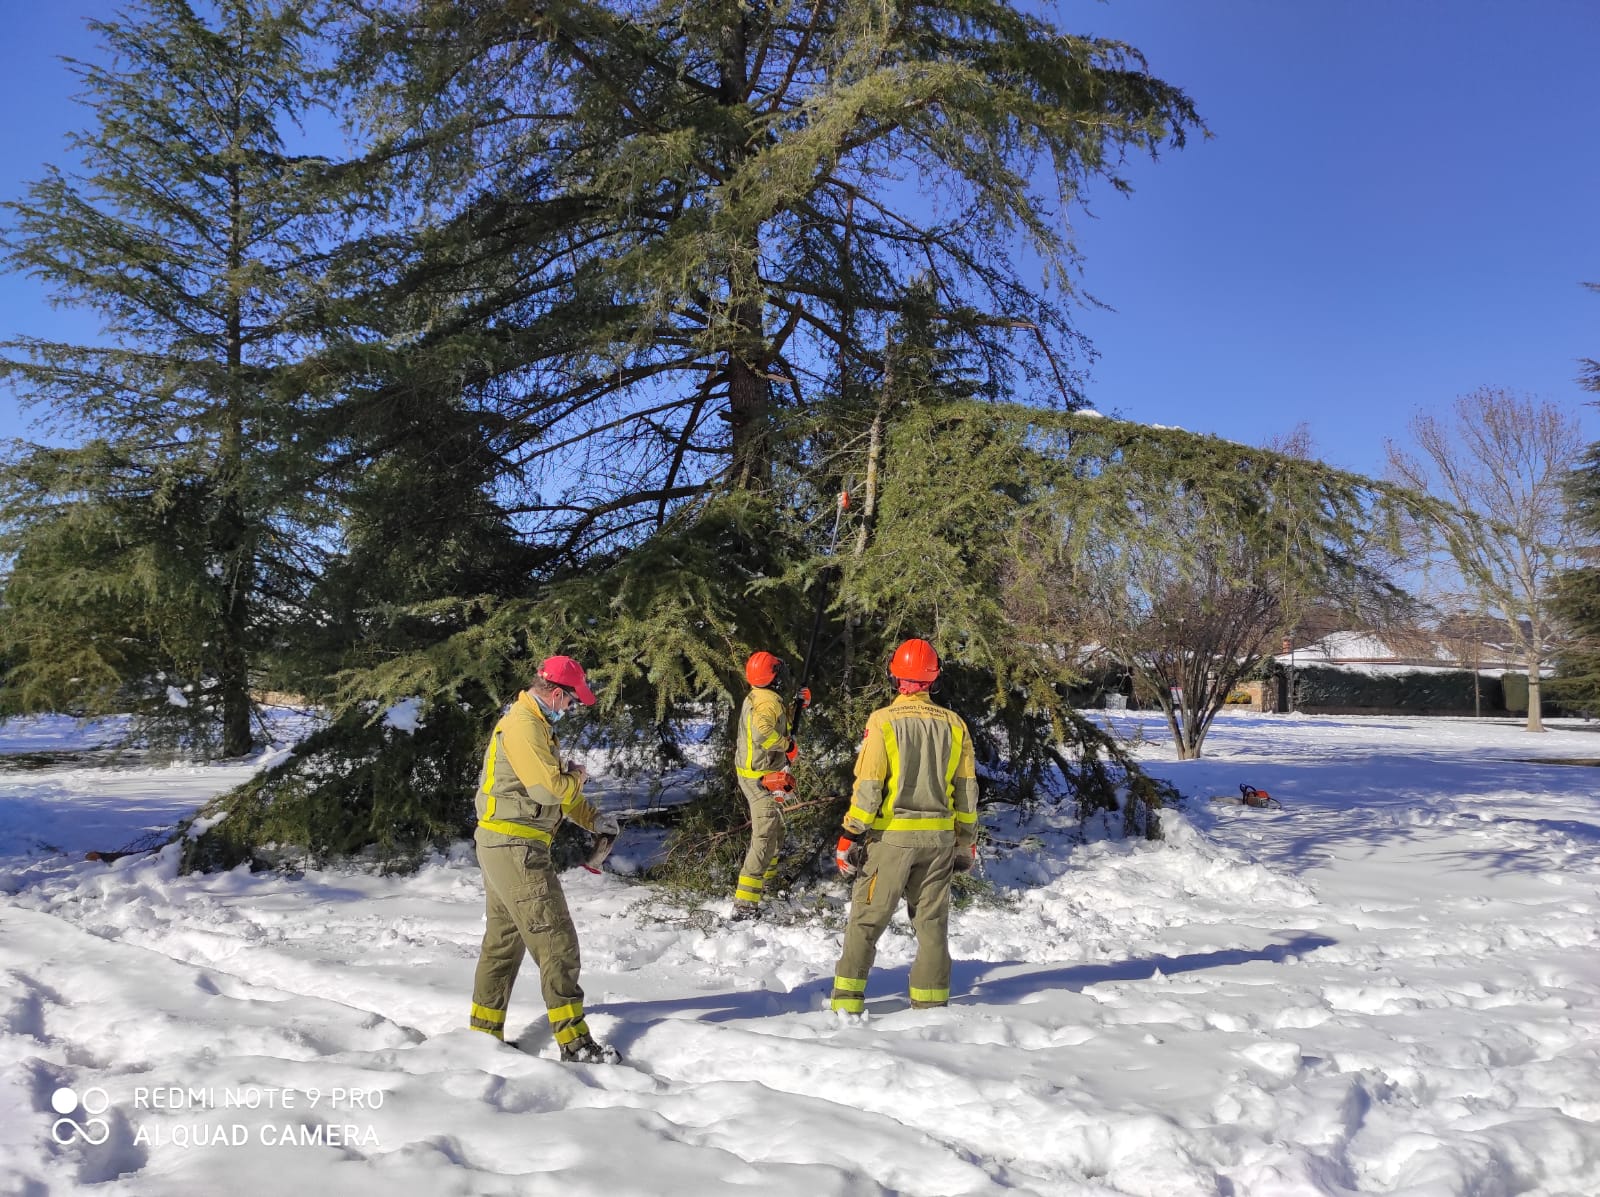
1275,629,1529,676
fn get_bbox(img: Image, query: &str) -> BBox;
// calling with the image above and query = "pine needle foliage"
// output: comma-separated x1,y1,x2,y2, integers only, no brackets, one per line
829,402,1417,777
184,488,815,869
187,0,1206,869
179,702,484,871
1552,443,1600,706
0,0,348,754
181,382,557,870
1551,286,1600,707
334,0,1203,552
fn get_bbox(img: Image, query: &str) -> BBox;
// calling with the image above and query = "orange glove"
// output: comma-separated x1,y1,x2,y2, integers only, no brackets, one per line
759,771,794,796
785,738,798,763
798,687,812,709
836,834,866,877
953,842,977,873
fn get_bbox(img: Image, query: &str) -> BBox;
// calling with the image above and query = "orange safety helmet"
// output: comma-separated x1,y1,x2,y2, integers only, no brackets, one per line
745,651,784,688
889,638,941,683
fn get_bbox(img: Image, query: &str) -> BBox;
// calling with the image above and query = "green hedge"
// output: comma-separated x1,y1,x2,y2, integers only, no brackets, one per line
1290,665,1503,713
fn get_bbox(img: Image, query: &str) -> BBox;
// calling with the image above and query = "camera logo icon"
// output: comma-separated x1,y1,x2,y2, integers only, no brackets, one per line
51,1086,111,1145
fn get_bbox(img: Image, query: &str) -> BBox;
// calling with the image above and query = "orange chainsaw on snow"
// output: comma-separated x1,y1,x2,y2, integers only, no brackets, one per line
1207,783,1284,810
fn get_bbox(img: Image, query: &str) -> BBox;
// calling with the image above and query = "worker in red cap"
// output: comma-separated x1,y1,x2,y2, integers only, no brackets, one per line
468,655,621,1063
730,650,799,920
830,639,978,1013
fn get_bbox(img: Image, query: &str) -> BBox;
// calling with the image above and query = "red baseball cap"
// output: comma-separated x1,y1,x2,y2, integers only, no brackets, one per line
538,655,596,706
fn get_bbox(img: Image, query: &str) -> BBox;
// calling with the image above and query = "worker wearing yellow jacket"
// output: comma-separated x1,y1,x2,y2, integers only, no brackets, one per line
730,651,797,920
469,655,621,1063
831,639,979,1012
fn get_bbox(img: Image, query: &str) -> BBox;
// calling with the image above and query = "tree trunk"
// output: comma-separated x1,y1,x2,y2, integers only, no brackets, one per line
726,349,769,488
840,335,890,690
1178,700,1204,759
219,637,253,757
1527,649,1546,732
717,10,770,490
853,404,886,559
218,137,252,758
1473,643,1481,719
1160,690,1184,756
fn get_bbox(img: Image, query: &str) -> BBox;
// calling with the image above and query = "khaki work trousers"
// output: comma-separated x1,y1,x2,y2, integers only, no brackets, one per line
832,837,955,1011
733,774,785,907
469,841,591,1048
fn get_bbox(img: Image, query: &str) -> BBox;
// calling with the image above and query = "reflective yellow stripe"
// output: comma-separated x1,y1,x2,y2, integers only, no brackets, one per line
953,809,977,824
470,1003,506,1025
833,976,868,993
735,889,762,903
552,1021,589,1044
469,1024,504,1039
831,996,865,1013
547,1002,583,1023
761,732,782,748
481,729,501,821
884,815,954,832
737,874,764,891
477,819,553,842
878,720,901,825
909,986,949,1003
944,719,963,798
845,804,877,826
735,702,764,777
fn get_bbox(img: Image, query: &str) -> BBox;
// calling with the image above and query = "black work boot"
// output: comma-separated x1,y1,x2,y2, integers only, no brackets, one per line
728,902,761,923
560,1033,621,1065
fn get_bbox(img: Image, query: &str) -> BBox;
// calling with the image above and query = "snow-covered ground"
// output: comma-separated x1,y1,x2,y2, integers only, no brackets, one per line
3,710,1598,1196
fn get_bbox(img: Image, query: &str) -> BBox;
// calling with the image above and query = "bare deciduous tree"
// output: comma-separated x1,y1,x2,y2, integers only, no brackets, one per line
1076,521,1284,760
1052,437,1412,760
1387,388,1586,731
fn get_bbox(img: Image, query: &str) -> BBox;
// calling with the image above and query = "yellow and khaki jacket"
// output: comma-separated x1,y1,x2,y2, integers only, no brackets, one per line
735,686,790,780
474,692,598,847
844,692,978,847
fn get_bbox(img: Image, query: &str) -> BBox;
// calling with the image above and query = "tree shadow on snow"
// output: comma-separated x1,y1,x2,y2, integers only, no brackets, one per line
599,976,832,1031
952,932,1338,1006
592,934,1336,1043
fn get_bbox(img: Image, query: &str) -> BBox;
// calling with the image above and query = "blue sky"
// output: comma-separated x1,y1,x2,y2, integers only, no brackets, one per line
2,2,1596,477
1063,0,1600,474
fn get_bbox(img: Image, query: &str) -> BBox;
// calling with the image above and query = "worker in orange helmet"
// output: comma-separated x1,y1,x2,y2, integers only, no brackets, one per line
830,639,979,1013
468,655,621,1063
730,650,799,921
